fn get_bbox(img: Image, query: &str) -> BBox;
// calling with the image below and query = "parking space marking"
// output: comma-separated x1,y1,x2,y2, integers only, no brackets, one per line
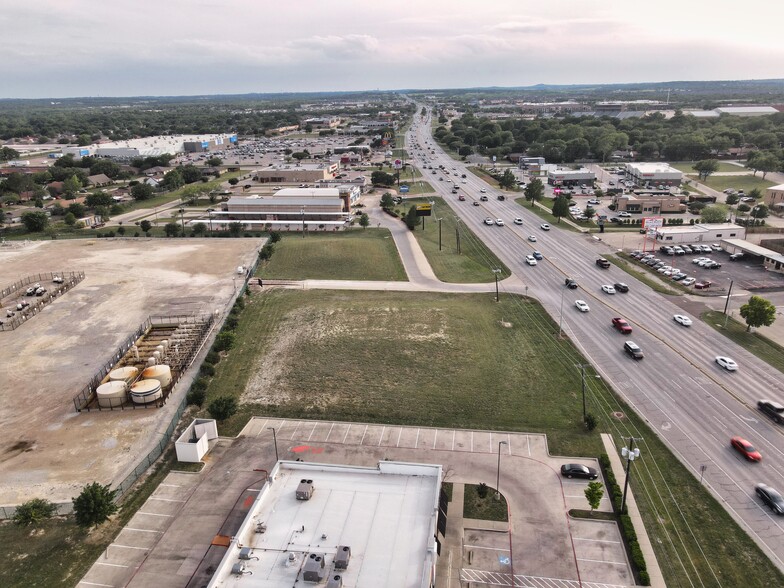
471,431,474,452
577,557,628,565
95,562,129,568
159,483,181,488
252,418,268,437
124,527,162,534
307,422,317,441
573,537,621,544
136,512,173,517
359,424,368,445
111,544,149,550
433,429,438,449
324,422,335,441
289,420,302,439
396,427,403,447
451,430,456,451
464,544,510,552
78,582,114,587
342,424,351,444
415,428,420,448
378,426,386,446
148,497,185,502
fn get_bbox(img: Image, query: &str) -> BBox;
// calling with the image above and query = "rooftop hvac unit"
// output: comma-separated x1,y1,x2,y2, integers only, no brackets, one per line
303,553,325,583
296,479,314,500
239,547,253,560
231,562,247,575
326,575,343,588
334,545,351,570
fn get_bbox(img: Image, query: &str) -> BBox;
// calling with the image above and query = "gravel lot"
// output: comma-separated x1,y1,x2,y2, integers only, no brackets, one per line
0,238,260,506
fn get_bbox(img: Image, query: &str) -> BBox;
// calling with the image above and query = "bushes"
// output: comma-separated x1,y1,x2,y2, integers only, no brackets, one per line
72,482,118,528
208,396,238,421
199,363,216,377
13,498,58,526
205,351,220,365
186,386,206,407
213,331,235,352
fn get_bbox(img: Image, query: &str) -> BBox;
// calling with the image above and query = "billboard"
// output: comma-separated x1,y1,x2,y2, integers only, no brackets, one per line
393,159,403,170
400,185,409,193
643,217,663,229
416,203,432,216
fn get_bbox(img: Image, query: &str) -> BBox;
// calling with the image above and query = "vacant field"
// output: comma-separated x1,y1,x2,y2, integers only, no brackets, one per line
402,197,510,282
397,180,435,195
699,174,776,194
256,230,406,281
671,161,746,174
198,288,783,588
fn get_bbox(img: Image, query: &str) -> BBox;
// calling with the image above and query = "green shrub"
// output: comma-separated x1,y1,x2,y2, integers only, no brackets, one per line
639,570,651,586
585,413,597,431
214,331,235,352
630,541,646,571
205,351,220,365
224,315,239,331
208,396,238,421
200,363,215,377
13,498,58,526
477,482,489,498
186,387,206,406
72,482,118,528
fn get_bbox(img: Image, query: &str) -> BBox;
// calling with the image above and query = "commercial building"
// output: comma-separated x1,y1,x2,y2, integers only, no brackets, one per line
183,135,238,153
274,186,361,208
206,460,441,588
546,168,595,187
613,193,686,214
654,223,745,245
207,192,349,231
302,116,341,129
253,163,339,185
63,134,237,160
764,184,784,211
624,162,682,187
722,239,784,275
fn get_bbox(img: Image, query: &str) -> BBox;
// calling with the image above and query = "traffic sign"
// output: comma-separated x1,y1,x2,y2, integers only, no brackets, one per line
400,185,409,193
393,159,403,170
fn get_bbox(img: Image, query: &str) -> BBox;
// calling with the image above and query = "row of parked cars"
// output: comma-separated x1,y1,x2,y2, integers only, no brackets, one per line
628,251,714,288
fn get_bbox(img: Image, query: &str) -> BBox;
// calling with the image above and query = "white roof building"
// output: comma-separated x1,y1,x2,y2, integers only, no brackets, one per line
207,460,441,588
625,162,683,184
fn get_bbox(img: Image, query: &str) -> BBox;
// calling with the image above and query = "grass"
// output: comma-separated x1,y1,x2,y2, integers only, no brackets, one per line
401,197,510,283
256,230,406,281
198,288,783,588
606,254,681,295
396,181,435,195
122,172,243,212
463,484,508,522
671,161,747,174
513,197,583,233
568,509,616,521
701,310,784,374
697,175,776,194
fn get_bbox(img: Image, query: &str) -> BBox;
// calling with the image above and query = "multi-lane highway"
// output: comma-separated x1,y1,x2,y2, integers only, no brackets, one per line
406,110,784,572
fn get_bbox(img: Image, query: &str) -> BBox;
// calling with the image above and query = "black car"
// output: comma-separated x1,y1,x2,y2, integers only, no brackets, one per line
756,483,784,515
614,283,629,293
565,278,578,289
561,464,599,480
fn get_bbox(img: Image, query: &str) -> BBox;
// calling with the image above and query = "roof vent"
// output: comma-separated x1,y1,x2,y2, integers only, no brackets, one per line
335,545,351,569
296,479,315,500
326,574,343,588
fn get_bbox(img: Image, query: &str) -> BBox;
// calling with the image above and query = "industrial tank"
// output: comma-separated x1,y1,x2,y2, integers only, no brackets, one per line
130,380,162,404
97,381,127,408
142,364,172,388
109,366,139,383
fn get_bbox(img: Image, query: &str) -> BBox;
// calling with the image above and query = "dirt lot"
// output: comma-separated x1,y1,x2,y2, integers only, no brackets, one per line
0,238,260,506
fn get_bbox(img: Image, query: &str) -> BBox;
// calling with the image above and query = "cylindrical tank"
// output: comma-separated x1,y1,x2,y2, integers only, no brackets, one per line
160,340,169,353
109,366,139,383
155,345,165,357
97,381,127,408
142,364,172,388
147,357,157,367
130,380,162,404
152,350,161,362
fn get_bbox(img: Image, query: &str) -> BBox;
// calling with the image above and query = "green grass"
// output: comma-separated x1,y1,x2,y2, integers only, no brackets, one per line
671,161,747,174
122,172,243,212
606,254,681,295
701,310,784,374
402,197,510,283
697,175,775,194
513,197,583,233
256,230,406,281
198,288,782,588
463,484,508,522
397,181,434,195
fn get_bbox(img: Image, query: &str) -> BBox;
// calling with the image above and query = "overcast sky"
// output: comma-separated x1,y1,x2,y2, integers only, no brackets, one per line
2,0,782,99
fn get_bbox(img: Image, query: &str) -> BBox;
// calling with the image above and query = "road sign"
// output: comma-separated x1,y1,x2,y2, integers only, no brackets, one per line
400,185,409,193
416,204,432,216
643,217,663,229
393,159,403,170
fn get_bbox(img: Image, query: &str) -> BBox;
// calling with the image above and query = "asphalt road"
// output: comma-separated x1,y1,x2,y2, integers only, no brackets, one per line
408,111,784,573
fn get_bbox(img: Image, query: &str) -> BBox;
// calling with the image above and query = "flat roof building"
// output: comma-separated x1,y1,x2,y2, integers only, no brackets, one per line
614,194,686,215
547,168,595,186
764,184,784,210
654,223,745,244
206,460,441,588
625,162,682,186
206,194,350,231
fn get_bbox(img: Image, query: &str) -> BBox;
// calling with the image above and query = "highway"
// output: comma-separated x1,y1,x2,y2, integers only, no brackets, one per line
406,110,784,573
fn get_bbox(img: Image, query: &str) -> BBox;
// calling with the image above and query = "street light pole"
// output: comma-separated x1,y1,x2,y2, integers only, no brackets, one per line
493,269,501,302
496,440,507,499
271,427,279,462
438,218,443,251
723,279,734,328
301,207,305,238
178,208,185,236
620,438,641,514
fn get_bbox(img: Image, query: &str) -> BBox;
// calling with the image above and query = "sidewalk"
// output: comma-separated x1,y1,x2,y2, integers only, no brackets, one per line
436,483,465,588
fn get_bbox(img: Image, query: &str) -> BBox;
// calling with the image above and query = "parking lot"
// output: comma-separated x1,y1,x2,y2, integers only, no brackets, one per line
79,418,634,588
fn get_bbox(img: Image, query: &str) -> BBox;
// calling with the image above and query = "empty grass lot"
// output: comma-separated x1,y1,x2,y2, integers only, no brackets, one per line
200,288,782,588
698,174,776,194
671,161,747,174
256,230,406,281
702,310,784,373
403,197,510,282
397,181,435,195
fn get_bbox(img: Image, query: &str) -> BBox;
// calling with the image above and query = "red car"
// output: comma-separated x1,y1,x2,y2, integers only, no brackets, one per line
612,317,632,334
694,281,712,290
731,436,762,462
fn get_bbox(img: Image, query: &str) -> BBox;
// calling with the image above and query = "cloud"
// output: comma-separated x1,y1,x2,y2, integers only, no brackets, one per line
291,34,380,60
492,21,548,34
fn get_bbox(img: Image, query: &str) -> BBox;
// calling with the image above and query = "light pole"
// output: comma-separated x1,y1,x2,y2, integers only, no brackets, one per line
620,438,641,514
438,218,443,251
271,427,279,462
723,279,734,328
492,269,501,302
496,440,507,500
207,208,214,235
301,206,305,238
576,364,600,424
178,208,185,236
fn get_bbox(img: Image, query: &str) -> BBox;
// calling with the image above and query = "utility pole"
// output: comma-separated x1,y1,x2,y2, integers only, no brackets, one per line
621,438,641,514
438,218,443,251
723,280,734,328
496,441,507,500
271,427,279,461
455,220,462,254
493,269,501,302
577,363,587,423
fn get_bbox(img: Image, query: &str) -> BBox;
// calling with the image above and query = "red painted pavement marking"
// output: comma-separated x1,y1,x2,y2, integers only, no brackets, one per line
243,495,254,509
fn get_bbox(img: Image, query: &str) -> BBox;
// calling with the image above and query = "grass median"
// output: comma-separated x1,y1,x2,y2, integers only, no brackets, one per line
701,310,784,374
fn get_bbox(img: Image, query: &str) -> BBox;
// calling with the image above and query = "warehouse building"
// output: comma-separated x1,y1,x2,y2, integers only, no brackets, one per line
624,162,682,187
64,135,237,160
206,460,441,588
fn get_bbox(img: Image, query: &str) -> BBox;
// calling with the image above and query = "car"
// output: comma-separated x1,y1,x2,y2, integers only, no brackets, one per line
618,211,631,217
624,341,644,360
480,195,489,201
673,314,693,327
473,201,480,206
462,180,467,184
587,199,601,205
480,188,487,193
484,218,494,225
540,223,551,231
513,217,523,225
575,300,590,312
52,276,64,284
673,246,685,255
694,280,712,289
602,284,616,294
612,317,632,334
451,189,457,194
698,259,715,267
495,219,504,226
706,261,722,269
681,277,696,286
458,195,465,201
671,273,688,281
729,252,744,261
731,436,761,462
614,282,629,293
716,356,738,371
700,245,713,254
525,255,537,266
560,464,598,480
758,399,784,424
565,278,578,289
532,251,543,260
711,243,722,251
756,484,784,515
693,257,709,265
528,235,537,242
25,287,35,296
596,258,611,269
681,245,693,254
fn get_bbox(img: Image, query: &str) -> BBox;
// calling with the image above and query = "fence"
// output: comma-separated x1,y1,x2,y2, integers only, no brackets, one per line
1,271,85,332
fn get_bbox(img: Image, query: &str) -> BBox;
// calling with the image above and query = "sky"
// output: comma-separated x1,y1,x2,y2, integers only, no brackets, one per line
2,0,783,99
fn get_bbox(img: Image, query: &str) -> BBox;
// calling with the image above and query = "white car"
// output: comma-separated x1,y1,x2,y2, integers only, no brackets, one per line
715,356,738,371
513,217,523,225
692,257,709,265
480,188,487,193
698,259,714,267
575,300,590,313
528,235,537,242
673,314,693,327
618,211,631,217
495,219,504,226
587,199,601,205
540,223,551,231
525,255,537,266
681,277,696,286
601,285,616,295
484,218,494,225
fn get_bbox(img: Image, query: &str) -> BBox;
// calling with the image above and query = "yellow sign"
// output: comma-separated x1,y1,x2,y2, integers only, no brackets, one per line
416,204,431,212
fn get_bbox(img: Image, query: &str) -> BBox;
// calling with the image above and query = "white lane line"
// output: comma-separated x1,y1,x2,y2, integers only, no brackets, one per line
136,512,173,518
526,435,531,457
378,426,386,446
325,422,335,442
289,421,301,440
149,497,185,502
396,427,403,447
124,527,162,534
342,424,351,444
451,430,456,451
253,418,269,437
463,544,511,552
110,544,149,550
159,484,181,488
576,557,628,565
359,424,368,445
78,582,114,587
415,428,420,448
433,429,438,449
573,537,621,544
307,422,317,441
96,562,129,568
471,431,474,452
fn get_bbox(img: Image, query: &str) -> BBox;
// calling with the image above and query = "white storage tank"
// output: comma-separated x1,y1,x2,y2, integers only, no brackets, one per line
109,366,139,383
97,381,127,408
130,380,162,404
142,364,172,388
147,357,157,367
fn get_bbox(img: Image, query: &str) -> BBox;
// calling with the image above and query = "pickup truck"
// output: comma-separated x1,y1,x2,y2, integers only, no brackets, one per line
758,400,784,424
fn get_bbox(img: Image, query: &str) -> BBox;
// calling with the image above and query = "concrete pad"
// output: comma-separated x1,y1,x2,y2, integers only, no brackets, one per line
571,518,632,585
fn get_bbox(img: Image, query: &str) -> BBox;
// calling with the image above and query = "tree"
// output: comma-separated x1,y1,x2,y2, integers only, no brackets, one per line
228,177,239,186
208,396,238,421
756,153,780,179
725,193,740,205
72,482,118,528
160,168,184,190
0,209,5,225
380,192,395,209
206,156,223,166
63,212,76,226
89,159,121,179
180,165,202,184
85,191,113,207
371,170,396,187
192,222,207,236
498,169,517,189
524,178,544,208
552,196,570,223
584,481,604,513
747,188,763,200
164,222,181,237
739,295,777,332
692,159,719,181
0,146,21,162
404,205,419,230
13,498,58,526
131,183,154,201
700,204,728,224
21,210,49,232
68,202,86,218
228,222,243,237
63,174,82,197
584,206,596,220
139,220,152,233
751,204,769,219
359,212,370,229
